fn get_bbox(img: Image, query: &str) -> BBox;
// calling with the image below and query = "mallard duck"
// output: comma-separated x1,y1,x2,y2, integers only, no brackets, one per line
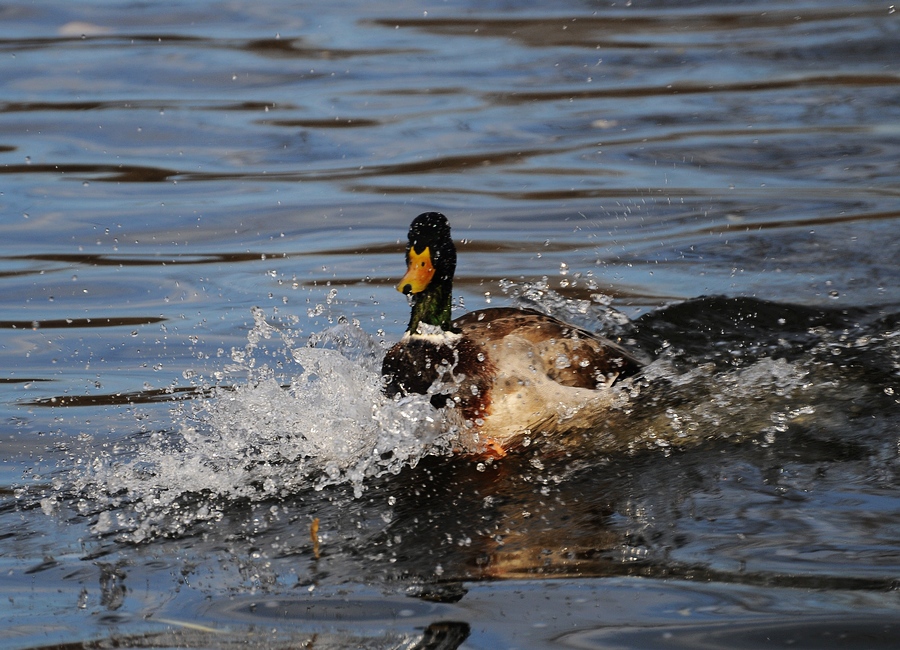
382,212,642,456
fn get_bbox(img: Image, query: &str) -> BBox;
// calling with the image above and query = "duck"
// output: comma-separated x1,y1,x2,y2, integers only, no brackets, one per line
381,212,643,456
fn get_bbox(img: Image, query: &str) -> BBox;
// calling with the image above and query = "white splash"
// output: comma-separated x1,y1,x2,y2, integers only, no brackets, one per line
63,308,452,541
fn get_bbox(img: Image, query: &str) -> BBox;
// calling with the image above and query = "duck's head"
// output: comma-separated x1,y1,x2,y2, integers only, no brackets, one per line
397,212,457,333
398,212,456,295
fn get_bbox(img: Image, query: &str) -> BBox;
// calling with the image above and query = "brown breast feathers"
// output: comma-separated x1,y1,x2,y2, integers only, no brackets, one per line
381,333,495,420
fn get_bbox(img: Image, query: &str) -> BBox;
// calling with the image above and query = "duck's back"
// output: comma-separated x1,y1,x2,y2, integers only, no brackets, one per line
453,307,641,389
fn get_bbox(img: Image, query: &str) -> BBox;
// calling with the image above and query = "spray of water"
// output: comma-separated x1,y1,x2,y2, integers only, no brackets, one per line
54,308,452,541
47,283,830,543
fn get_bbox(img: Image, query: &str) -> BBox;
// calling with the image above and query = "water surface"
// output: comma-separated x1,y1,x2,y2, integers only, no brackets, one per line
1,1,899,648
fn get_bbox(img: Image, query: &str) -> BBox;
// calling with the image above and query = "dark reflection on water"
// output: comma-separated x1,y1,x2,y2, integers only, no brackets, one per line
1,0,900,648
2,316,166,329
568,618,900,650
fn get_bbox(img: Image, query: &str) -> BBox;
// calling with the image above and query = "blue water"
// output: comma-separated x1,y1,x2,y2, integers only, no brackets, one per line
1,1,899,648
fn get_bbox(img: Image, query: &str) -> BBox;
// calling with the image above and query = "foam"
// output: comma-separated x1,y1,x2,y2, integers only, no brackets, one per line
63,309,452,541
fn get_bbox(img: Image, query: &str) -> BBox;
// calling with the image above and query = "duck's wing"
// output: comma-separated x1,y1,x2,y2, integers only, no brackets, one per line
453,307,642,389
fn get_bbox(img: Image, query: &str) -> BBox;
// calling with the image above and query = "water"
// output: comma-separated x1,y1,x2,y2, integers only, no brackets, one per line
2,0,899,647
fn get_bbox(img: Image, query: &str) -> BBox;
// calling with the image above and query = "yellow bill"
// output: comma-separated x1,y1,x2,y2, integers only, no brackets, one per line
397,246,435,294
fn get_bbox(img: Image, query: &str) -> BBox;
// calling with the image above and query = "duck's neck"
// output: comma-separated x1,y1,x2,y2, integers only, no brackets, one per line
407,281,454,334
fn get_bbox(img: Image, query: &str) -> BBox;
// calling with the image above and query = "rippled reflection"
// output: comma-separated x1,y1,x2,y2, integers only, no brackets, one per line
1,0,899,647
